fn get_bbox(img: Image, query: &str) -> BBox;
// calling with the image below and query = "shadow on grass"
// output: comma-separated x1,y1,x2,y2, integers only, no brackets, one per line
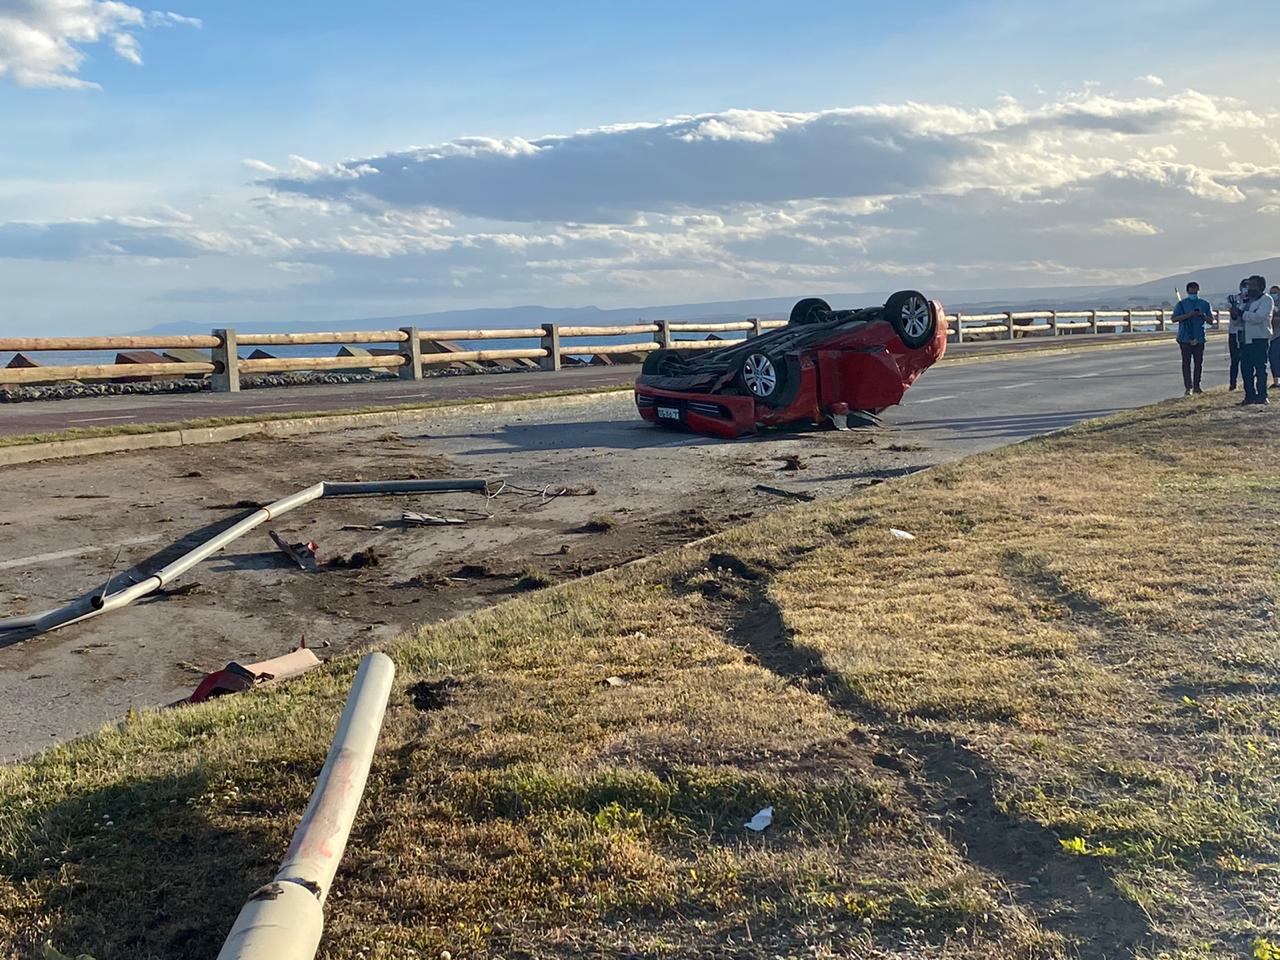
677,552,1158,960
2,769,276,960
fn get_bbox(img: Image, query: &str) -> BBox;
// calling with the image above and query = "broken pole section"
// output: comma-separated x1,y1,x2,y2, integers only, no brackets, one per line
216,651,395,960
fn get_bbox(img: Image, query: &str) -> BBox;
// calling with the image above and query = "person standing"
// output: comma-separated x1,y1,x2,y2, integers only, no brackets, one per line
1172,281,1212,395
1232,275,1274,405
1228,278,1248,390
1269,285,1280,389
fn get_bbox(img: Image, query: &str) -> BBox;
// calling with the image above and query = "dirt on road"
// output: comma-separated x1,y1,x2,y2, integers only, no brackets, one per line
0,393,940,759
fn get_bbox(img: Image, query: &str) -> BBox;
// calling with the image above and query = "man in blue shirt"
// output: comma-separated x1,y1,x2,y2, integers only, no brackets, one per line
1172,281,1212,396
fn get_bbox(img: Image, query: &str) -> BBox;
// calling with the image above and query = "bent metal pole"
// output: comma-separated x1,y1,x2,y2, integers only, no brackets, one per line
216,650,396,960
0,479,489,638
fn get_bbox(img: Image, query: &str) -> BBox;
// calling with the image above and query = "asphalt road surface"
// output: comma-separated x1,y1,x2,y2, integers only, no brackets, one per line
0,332,1186,437
0,337,1227,759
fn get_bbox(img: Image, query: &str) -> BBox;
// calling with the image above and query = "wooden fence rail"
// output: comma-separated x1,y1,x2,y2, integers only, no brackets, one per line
0,307,1203,391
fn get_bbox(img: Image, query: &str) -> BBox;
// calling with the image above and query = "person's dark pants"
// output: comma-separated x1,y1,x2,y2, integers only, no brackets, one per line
1240,336,1269,402
1229,332,1241,388
1270,338,1280,382
1179,341,1204,391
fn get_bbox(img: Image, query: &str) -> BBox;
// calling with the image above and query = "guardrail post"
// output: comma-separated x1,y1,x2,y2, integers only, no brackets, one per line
1124,309,1133,334
1157,309,1166,332
397,326,422,380
1005,312,1015,340
657,319,674,349
540,323,561,372
212,328,240,393
953,313,964,344
1089,310,1098,335
750,317,763,339
1049,311,1058,336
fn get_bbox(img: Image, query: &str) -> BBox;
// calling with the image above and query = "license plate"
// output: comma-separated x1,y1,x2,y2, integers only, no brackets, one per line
656,405,681,421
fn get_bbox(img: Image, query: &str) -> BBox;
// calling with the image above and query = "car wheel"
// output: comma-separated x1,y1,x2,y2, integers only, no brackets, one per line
789,297,832,326
736,350,789,406
884,290,935,348
641,348,683,376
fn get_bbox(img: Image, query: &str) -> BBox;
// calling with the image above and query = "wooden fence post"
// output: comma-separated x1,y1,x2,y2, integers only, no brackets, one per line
540,323,561,372
657,319,674,349
398,327,422,380
212,328,240,393
750,317,763,339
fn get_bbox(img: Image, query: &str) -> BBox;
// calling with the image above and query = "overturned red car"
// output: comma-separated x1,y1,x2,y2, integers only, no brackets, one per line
635,290,947,438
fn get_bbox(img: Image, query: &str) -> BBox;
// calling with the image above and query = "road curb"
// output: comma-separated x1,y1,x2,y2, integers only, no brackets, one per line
0,389,633,467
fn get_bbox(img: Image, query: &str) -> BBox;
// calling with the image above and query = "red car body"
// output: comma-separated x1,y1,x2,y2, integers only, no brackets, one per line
635,297,947,439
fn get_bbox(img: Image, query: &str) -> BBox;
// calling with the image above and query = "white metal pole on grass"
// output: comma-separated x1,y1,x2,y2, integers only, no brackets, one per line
216,651,396,960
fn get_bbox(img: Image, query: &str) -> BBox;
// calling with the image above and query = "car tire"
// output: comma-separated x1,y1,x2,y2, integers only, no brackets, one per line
641,348,684,377
884,290,935,348
789,297,832,326
736,349,792,407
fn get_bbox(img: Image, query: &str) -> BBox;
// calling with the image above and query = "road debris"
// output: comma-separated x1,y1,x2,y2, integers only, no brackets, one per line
402,511,466,526
753,484,815,502
340,523,387,532
776,455,807,471
181,645,321,705
270,530,319,571
329,547,382,570
744,806,774,832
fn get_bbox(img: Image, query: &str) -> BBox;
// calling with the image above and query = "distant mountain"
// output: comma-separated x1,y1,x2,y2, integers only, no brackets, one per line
137,258,1277,336
1096,257,1280,304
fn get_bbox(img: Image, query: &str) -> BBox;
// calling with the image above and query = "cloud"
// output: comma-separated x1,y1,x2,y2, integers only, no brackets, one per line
0,215,232,260
0,1,199,89
1099,217,1160,236
1137,74,1165,87
263,93,1261,223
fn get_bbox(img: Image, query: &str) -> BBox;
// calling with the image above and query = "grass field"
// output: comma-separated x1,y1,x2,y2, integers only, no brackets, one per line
1,394,1277,959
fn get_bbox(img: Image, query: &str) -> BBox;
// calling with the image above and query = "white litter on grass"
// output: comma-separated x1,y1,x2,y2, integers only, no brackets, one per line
744,806,774,832
889,528,916,540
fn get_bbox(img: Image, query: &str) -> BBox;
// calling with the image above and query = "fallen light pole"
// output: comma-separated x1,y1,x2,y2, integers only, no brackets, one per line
216,650,395,960
0,478,489,639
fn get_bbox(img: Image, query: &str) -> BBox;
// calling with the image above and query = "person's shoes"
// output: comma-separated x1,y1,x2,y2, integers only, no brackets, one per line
1259,398,1271,406
1184,388,1193,397
1239,399,1255,406
1230,383,1238,391
1192,386,1204,395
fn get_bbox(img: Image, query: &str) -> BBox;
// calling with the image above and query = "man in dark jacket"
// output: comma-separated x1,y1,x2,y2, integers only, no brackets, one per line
1172,281,1212,396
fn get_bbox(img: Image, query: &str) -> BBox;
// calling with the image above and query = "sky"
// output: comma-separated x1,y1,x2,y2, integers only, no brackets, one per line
1,0,1279,334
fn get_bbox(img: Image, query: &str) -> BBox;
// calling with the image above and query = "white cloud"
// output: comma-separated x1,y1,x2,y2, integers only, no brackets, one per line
0,0,198,89
1137,74,1165,87
263,92,1261,222
1099,217,1160,236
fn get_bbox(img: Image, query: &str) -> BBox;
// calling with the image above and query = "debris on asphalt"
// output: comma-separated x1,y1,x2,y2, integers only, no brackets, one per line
744,806,774,832
754,484,815,502
402,511,466,526
776,455,807,472
340,523,387,532
270,530,319,571
180,645,322,705
889,528,916,540
328,547,382,569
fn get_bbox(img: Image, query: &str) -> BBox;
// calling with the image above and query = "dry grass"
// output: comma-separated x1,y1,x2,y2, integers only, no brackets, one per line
1,394,1277,960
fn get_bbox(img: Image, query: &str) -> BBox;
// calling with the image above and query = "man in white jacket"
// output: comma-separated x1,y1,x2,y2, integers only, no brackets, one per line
1232,275,1274,405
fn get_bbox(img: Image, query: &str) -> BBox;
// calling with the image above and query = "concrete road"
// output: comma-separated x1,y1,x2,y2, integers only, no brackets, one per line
0,337,1224,759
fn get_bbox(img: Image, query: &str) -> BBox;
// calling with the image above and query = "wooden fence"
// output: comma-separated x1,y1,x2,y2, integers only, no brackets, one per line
0,307,1202,392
